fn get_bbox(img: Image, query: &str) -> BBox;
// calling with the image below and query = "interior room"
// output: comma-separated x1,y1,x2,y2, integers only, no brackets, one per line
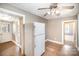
0,3,79,56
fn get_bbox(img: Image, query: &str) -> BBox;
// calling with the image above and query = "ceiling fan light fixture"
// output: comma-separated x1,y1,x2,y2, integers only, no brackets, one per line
47,11,51,15
55,10,60,14
51,12,54,15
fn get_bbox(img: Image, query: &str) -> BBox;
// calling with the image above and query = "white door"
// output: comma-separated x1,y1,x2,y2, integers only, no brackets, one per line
34,22,45,56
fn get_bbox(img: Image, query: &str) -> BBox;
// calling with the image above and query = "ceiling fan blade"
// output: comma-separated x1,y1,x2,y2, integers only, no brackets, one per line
50,3,57,7
56,13,60,16
38,8,49,10
44,13,48,16
62,6,74,9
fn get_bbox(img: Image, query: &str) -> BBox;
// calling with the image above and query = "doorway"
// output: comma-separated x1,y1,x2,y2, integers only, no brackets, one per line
62,20,77,47
0,8,25,55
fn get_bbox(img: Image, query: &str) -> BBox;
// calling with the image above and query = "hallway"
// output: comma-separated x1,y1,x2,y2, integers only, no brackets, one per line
43,41,79,56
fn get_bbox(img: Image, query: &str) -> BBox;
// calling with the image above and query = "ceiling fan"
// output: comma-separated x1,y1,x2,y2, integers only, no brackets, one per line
37,3,74,16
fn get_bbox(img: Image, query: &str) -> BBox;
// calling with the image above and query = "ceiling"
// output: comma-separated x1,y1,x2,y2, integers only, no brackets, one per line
9,3,79,20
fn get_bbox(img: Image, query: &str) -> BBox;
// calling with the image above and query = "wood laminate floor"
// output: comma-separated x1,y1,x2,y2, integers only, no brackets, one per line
43,41,79,56
0,41,22,56
0,41,79,56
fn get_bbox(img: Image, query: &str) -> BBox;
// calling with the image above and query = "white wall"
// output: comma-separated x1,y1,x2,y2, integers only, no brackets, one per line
0,3,48,56
47,19,62,42
0,33,12,43
47,16,77,43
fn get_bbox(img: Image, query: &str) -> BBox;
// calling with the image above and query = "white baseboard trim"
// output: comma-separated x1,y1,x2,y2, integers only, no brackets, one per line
11,40,21,48
45,39,48,42
45,39,63,45
11,40,24,55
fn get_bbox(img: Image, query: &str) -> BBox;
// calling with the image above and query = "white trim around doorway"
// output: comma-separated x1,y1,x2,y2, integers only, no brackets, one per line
62,20,78,48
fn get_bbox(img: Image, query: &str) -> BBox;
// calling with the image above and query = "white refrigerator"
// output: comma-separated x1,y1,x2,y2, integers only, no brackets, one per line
33,22,45,56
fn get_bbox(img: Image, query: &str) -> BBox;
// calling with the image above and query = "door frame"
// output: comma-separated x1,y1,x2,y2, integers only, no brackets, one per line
62,20,77,47
0,8,25,55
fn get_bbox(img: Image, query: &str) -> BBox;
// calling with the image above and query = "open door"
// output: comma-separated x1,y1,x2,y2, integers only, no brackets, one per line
33,22,45,56
63,20,77,47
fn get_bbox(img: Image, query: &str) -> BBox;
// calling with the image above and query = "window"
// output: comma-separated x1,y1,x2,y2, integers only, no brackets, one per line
0,21,11,33
65,23,73,35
